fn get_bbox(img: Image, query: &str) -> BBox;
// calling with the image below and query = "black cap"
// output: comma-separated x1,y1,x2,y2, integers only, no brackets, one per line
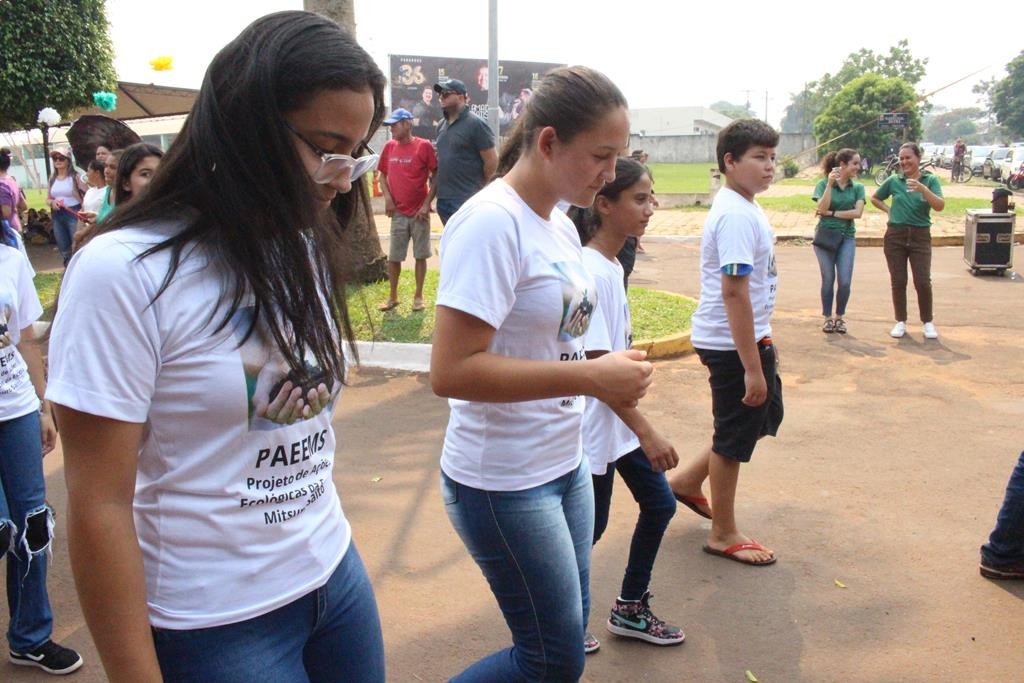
433,79,468,96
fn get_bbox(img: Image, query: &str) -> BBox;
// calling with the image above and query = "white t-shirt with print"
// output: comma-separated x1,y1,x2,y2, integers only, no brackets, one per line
581,247,640,475
46,225,351,630
690,187,778,351
0,245,42,421
437,179,596,491
82,186,105,215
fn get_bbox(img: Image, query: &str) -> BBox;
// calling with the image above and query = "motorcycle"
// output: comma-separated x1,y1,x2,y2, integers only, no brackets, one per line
1007,162,1024,191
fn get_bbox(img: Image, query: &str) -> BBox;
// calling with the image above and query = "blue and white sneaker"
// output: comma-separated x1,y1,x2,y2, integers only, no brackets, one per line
10,640,84,675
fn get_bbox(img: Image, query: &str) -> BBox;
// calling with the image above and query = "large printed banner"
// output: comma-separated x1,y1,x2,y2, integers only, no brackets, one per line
389,55,564,140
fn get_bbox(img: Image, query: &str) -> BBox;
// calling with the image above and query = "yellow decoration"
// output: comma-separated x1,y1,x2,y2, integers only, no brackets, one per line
745,670,759,682
834,579,847,589
149,56,174,71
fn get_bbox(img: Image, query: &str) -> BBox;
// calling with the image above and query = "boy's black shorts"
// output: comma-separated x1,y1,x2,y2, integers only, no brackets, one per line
696,342,783,463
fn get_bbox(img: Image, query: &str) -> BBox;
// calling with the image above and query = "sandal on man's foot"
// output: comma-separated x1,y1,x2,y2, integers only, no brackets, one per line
702,540,776,566
673,491,712,519
822,319,836,333
834,319,847,334
411,298,426,312
377,300,399,312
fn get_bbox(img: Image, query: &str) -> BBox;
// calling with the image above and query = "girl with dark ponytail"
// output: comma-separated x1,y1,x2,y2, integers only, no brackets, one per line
812,147,864,333
431,66,653,680
575,157,686,652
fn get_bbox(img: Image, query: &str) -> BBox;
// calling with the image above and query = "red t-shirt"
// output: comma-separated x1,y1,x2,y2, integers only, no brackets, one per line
379,137,438,216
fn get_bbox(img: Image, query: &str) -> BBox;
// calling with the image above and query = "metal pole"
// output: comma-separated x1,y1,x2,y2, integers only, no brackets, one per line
488,0,500,153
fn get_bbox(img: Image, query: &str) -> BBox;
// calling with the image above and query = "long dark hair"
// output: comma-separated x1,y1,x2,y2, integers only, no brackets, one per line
495,66,627,177
84,10,386,385
113,142,163,204
0,147,11,172
569,157,650,245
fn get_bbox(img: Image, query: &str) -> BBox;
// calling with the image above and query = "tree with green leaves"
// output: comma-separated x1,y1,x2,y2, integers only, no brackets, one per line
709,100,755,120
924,107,984,144
0,0,117,131
992,51,1024,139
813,74,922,163
782,40,927,133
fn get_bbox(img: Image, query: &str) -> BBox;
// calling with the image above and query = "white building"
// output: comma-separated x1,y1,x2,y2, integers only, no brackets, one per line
629,107,735,137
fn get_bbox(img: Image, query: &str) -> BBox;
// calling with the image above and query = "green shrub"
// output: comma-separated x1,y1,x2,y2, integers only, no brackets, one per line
782,159,800,178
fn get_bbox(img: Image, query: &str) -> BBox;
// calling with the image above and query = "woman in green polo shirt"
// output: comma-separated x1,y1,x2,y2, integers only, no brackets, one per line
813,148,864,334
871,142,945,339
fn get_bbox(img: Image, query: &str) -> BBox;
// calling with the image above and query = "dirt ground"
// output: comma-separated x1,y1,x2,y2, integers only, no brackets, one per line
4,241,1024,682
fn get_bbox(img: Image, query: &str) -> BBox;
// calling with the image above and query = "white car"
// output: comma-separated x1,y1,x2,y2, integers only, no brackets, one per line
996,147,1024,182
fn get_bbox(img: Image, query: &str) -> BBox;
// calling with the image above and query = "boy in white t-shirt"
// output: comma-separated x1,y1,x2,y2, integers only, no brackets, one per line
668,119,783,567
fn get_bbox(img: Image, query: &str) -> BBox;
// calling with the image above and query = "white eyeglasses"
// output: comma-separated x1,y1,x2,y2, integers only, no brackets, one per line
285,121,379,184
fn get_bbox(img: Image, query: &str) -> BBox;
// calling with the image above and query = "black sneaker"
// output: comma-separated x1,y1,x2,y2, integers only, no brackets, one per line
10,640,84,675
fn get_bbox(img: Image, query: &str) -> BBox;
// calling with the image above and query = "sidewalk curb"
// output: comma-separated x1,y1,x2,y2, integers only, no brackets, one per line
775,233,1024,247
631,330,694,359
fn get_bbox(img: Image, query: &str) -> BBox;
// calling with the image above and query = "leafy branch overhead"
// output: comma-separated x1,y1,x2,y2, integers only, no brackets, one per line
781,39,927,134
0,0,117,130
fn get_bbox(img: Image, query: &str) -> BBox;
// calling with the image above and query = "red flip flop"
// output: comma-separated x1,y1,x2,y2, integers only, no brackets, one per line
702,540,777,566
673,492,712,519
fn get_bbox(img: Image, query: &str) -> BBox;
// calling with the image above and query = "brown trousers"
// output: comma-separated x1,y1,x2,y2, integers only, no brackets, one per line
883,224,932,323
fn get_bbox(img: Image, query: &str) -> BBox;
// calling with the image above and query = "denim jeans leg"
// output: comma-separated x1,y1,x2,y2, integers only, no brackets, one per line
592,463,616,545
0,412,54,653
437,198,461,226
813,245,838,317
442,460,593,682
51,207,78,264
611,448,677,601
303,544,385,682
152,545,383,682
981,451,1024,567
834,237,856,316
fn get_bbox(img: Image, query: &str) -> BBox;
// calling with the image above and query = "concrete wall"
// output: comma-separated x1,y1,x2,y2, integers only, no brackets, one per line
632,133,818,165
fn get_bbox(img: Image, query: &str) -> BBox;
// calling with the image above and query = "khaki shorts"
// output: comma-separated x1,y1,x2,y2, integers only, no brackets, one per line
389,213,431,262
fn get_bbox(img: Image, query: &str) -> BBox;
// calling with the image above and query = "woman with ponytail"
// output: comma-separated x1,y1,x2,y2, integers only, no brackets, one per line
812,148,864,334
431,66,653,680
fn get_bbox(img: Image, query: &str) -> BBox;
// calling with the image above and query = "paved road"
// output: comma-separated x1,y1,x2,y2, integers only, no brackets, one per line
7,240,1022,681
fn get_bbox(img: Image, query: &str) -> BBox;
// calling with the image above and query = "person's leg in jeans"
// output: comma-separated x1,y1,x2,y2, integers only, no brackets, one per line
612,449,677,601
813,244,838,323
152,544,385,682
908,228,933,323
303,545,385,682
592,463,616,545
0,413,55,654
442,460,594,682
980,451,1024,578
883,225,910,322
834,237,856,319
437,198,461,226
51,208,77,265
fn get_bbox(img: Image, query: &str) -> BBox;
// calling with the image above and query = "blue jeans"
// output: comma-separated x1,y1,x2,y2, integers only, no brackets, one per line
441,459,594,682
981,451,1024,567
151,544,384,682
0,411,55,653
436,198,463,226
814,237,856,317
592,447,677,602
51,205,80,265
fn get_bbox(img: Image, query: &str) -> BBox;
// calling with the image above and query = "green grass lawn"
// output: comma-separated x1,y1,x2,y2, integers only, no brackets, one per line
647,163,720,194
33,272,62,320
24,188,47,211
757,194,1022,216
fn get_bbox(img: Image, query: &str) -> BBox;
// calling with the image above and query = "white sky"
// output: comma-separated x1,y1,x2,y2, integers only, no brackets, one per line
105,0,1024,127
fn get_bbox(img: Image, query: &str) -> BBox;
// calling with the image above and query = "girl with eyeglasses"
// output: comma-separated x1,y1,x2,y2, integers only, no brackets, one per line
45,11,387,681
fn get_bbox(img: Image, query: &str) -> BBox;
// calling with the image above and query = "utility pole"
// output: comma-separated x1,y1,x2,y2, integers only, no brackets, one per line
488,0,500,150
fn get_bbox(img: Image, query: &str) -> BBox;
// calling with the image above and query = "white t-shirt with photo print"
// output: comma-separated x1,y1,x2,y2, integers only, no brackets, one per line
46,225,351,630
690,187,778,351
437,179,596,491
0,245,43,421
581,247,640,476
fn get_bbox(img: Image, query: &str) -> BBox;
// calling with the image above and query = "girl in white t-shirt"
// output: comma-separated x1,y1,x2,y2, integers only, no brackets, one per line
431,66,653,681
571,158,685,652
46,12,388,681
0,246,84,674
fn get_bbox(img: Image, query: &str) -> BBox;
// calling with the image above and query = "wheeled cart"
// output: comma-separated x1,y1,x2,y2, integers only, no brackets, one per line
964,210,1015,276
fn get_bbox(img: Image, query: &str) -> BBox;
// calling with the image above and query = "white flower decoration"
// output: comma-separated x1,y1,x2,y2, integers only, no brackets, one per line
37,107,61,127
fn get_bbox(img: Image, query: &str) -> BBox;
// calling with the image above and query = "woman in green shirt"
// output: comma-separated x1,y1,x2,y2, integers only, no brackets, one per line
871,142,945,339
812,148,864,334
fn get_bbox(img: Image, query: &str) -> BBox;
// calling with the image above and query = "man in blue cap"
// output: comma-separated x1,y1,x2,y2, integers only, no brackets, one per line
377,108,438,312
433,78,497,224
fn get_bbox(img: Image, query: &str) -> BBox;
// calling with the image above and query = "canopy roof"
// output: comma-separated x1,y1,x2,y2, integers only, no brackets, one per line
63,81,199,123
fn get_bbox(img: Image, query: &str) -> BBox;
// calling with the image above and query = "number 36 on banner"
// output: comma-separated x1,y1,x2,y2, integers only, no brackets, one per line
397,64,425,86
